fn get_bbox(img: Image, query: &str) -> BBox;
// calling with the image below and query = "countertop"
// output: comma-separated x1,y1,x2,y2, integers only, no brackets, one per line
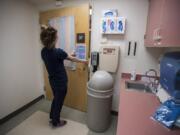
116,79,180,135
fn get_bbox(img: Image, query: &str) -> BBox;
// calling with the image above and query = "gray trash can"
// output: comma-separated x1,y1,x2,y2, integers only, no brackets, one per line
87,71,113,132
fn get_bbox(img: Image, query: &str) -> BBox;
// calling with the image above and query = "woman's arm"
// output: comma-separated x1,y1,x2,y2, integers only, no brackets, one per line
66,54,88,64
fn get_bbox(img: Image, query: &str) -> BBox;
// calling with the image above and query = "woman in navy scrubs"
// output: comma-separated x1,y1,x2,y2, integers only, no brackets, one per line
40,26,87,127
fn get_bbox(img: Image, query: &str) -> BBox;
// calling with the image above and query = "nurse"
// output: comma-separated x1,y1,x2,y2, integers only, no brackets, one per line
40,26,87,127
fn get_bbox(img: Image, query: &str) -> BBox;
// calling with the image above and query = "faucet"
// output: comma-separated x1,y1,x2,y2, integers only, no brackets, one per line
145,69,158,77
144,69,159,93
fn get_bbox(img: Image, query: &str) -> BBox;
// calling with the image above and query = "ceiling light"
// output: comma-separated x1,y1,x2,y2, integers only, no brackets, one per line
55,0,63,6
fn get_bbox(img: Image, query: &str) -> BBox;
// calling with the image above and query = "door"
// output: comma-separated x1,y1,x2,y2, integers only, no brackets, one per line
40,4,90,112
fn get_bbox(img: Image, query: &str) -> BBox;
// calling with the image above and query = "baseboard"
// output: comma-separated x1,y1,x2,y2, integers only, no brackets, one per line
111,110,118,116
0,95,44,125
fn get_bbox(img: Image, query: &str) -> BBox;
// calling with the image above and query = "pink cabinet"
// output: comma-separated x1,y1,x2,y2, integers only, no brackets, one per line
145,0,180,47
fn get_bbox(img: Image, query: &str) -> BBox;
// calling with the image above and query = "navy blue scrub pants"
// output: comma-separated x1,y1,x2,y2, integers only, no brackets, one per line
49,79,67,124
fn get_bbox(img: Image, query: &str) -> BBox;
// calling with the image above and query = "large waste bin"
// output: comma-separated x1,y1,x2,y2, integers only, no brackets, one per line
87,71,114,132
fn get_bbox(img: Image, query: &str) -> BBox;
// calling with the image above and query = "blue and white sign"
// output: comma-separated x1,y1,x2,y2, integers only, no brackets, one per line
76,44,86,60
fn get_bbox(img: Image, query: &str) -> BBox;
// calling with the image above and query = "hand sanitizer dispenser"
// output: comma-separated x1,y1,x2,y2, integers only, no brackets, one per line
91,52,99,72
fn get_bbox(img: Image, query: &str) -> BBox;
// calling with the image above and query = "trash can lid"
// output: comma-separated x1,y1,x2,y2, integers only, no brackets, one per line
89,70,113,90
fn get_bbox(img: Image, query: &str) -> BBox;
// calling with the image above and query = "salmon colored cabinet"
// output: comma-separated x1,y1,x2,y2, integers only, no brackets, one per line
145,0,180,47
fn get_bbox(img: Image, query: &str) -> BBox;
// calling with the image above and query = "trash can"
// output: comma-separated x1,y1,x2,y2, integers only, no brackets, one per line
87,70,114,132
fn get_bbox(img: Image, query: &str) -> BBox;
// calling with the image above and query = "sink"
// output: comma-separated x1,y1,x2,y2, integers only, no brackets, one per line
125,81,152,93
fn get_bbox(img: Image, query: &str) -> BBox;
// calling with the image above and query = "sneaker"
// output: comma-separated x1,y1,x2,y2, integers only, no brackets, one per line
49,120,53,125
52,120,67,128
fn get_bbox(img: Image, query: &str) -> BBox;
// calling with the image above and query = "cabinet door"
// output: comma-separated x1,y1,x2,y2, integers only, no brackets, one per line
161,0,180,47
145,0,164,47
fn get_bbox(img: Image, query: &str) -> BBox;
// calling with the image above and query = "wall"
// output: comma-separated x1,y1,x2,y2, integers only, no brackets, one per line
0,0,44,119
91,0,167,111
34,0,89,11
34,0,167,111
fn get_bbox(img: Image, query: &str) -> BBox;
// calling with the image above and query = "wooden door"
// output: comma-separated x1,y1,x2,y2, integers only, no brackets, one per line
40,4,90,112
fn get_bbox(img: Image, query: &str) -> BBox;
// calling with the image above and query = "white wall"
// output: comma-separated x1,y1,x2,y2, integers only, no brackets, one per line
0,0,44,119
91,0,167,111
91,0,166,74
33,0,167,111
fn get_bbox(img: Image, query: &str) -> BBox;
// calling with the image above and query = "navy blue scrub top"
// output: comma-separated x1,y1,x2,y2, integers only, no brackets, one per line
41,47,68,83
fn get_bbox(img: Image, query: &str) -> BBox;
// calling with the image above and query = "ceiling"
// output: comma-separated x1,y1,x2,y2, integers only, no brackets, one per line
28,0,56,6
28,0,89,6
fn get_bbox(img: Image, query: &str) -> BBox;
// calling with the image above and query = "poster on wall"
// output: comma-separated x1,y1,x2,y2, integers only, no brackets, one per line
76,44,86,60
77,33,85,43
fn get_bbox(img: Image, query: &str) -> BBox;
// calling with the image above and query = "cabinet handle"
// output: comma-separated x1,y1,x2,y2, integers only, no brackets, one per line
157,28,162,40
156,28,162,45
153,28,162,45
153,28,158,41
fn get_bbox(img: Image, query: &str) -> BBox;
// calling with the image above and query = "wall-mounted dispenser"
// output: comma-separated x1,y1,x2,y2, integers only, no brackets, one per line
91,52,99,72
160,52,180,100
99,45,119,73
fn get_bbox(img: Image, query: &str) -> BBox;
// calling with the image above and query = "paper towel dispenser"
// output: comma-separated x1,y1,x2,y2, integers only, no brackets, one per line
160,52,180,99
99,45,119,73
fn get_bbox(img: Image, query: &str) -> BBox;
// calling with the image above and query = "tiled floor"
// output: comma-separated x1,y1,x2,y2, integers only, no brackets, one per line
0,98,117,135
